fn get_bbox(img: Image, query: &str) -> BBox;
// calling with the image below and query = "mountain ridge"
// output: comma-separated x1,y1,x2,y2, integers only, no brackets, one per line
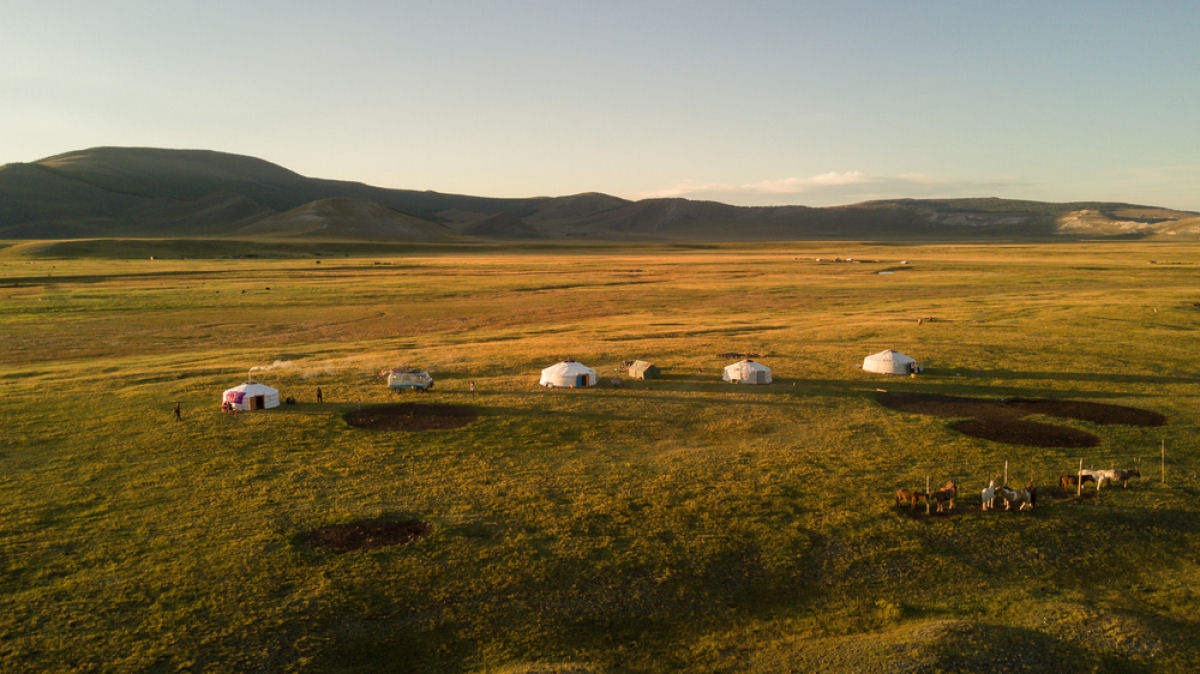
2,146,1197,241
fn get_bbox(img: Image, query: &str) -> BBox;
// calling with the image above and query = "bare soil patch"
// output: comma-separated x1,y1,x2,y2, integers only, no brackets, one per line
344,403,478,430
877,392,1163,447
948,418,1099,448
1004,398,1165,426
304,518,432,553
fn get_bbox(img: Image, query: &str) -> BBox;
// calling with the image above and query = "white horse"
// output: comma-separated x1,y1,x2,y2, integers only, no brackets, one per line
1082,469,1119,490
981,480,997,511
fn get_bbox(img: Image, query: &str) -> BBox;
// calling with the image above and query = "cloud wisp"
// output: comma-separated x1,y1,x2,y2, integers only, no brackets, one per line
630,171,1027,207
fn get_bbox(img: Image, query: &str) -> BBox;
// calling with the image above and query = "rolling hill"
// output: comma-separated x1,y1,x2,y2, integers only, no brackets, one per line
1,146,1196,241
239,198,451,240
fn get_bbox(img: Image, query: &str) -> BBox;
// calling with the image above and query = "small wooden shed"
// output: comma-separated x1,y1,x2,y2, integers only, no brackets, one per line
628,360,661,380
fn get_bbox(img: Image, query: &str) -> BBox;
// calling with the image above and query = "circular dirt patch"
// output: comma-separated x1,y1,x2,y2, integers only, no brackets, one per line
877,392,1163,447
877,392,1008,419
344,403,478,430
304,519,432,553
948,418,1099,448
1003,398,1166,426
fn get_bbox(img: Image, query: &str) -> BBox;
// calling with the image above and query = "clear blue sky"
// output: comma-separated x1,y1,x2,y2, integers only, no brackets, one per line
3,1,1197,209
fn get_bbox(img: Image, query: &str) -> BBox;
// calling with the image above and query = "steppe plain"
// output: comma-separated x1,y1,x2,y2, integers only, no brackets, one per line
1,240,1198,671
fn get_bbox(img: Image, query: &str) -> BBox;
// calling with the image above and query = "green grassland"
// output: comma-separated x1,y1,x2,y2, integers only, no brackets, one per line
1,241,1199,672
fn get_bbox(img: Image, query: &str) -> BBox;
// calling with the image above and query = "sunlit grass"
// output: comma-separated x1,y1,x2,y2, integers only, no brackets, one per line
1,241,1198,671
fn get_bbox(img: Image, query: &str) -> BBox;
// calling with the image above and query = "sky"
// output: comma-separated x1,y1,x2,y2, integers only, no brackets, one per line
2,1,1198,210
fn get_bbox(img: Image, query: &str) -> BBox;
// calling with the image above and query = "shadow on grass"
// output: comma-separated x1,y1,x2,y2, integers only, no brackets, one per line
298,527,827,671
923,621,1122,672
973,368,1198,386
617,373,1166,404
577,381,1162,418
1076,502,1200,537
267,403,340,416
892,503,1048,521
870,379,1159,400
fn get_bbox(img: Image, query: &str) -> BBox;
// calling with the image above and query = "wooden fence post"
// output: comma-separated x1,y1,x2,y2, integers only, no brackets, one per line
1162,439,1166,485
1004,460,1008,487
1077,458,1083,497
926,474,931,515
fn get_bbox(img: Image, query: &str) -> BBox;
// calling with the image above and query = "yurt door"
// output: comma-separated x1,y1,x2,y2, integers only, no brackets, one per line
576,374,587,387
756,371,766,384
250,395,264,410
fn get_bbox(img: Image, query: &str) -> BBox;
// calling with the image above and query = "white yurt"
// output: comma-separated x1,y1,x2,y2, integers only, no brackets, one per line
222,381,280,410
862,349,921,375
539,360,597,388
723,359,772,384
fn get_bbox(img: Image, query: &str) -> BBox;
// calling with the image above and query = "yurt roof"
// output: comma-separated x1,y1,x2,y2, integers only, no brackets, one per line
542,360,595,375
726,359,769,370
865,349,915,363
225,381,278,394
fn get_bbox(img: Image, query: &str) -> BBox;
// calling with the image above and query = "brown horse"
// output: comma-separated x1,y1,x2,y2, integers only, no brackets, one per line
895,488,928,511
930,480,958,512
1059,473,1095,495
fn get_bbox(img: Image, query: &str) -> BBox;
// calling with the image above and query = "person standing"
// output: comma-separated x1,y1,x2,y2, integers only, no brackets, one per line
316,386,323,403
174,402,182,421
469,380,476,394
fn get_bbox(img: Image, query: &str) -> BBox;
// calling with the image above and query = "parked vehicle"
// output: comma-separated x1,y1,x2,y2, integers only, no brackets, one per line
387,369,434,391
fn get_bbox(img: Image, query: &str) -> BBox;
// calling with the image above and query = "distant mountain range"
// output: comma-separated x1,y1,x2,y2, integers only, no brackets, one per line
2,147,1197,241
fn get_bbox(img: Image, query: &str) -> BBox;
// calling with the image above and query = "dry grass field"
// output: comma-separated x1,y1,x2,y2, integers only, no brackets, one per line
1,240,1198,671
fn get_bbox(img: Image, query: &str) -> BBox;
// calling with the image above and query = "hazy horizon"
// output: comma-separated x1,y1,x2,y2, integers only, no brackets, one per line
3,1,1198,211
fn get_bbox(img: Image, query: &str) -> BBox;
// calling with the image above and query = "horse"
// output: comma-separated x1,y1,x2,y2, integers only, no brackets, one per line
1059,473,1095,495
981,480,997,511
930,480,958,512
996,484,1032,511
1084,469,1120,490
1115,468,1141,488
895,488,928,511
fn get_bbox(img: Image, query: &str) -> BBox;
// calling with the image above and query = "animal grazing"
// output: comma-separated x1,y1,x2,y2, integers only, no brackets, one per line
1025,480,1037,508
895,488,928,511
981,480,997,511
1059,473,1095,495
1082,469,1120,490
930,480,958,512
996,484,1033,511
1115,468,1141,488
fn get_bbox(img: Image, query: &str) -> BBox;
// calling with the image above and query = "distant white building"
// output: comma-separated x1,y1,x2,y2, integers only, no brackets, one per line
222,381,280,410
539,360,597,388
862,349,921,375
723,359,772,385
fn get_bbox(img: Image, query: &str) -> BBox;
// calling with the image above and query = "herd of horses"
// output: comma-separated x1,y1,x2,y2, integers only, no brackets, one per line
894,467,1142,514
